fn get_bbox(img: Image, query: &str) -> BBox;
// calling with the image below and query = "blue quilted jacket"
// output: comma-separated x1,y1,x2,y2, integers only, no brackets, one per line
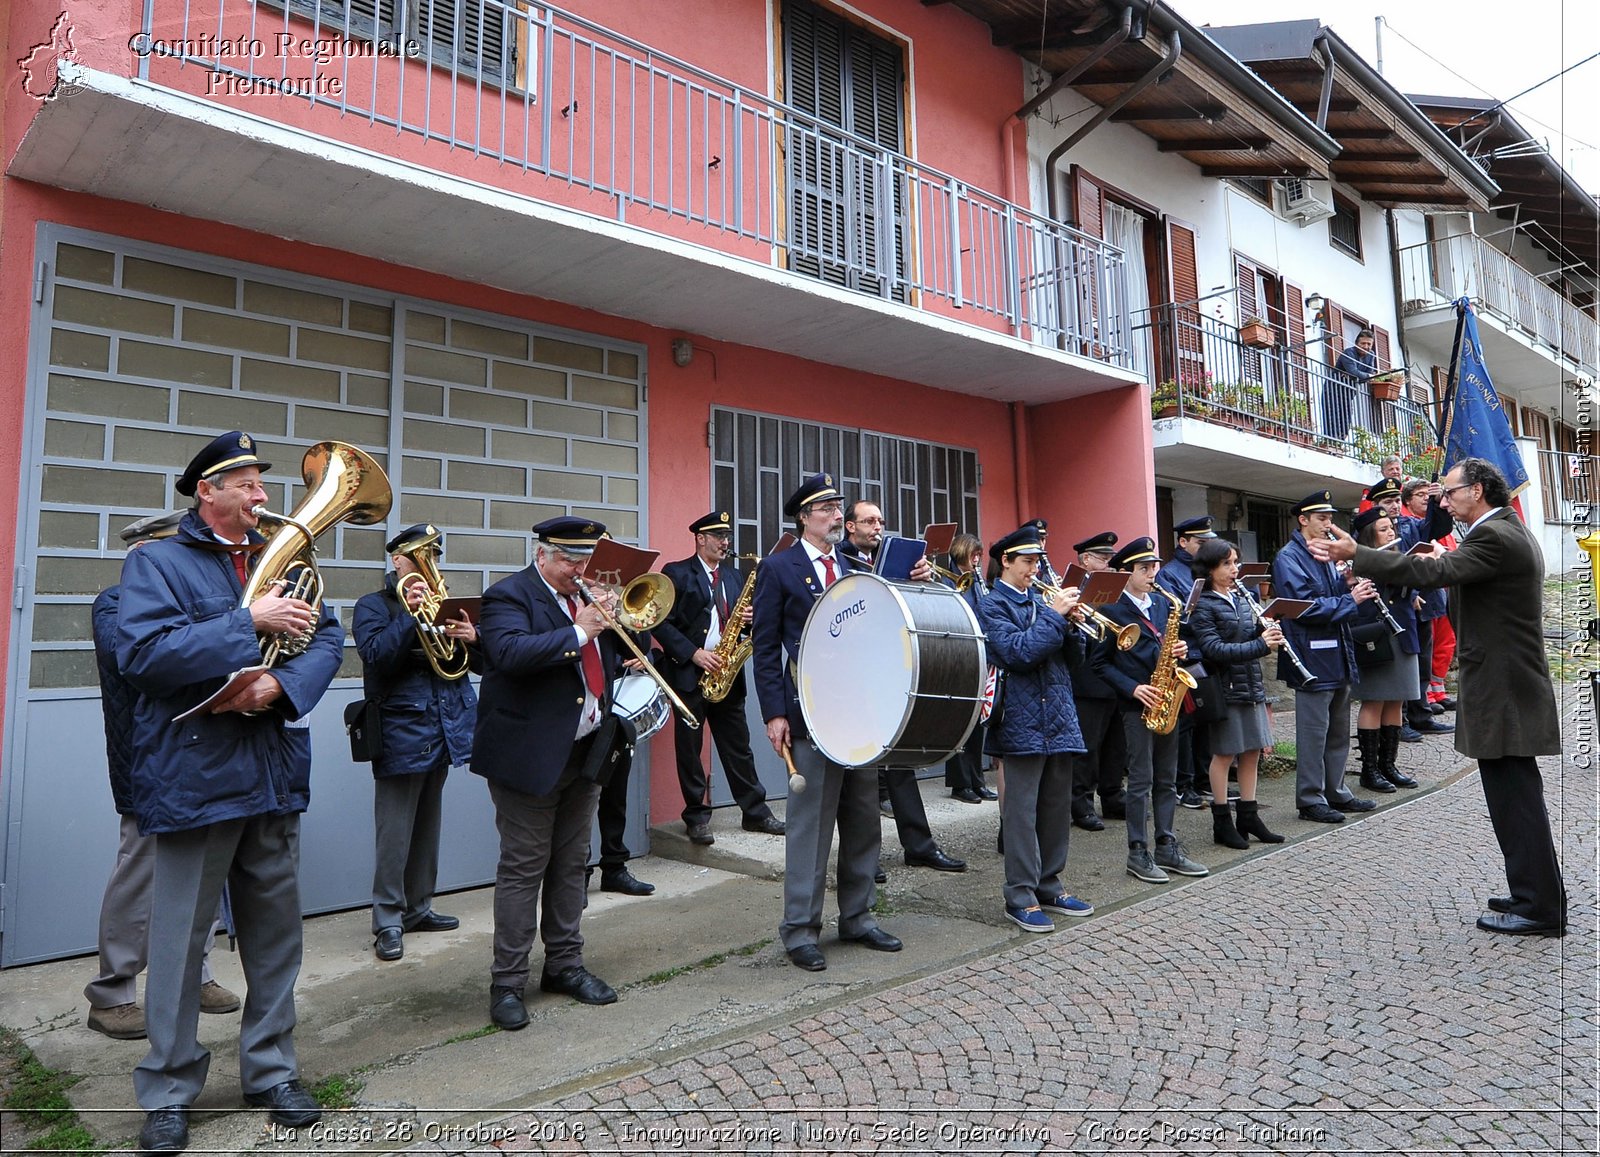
977,581,1085,757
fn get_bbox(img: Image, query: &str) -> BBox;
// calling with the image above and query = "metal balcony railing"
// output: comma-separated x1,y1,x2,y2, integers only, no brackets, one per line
1397,233,1599,379
1537,448,1597,524
1145,304,1435,465
133,0,1129,364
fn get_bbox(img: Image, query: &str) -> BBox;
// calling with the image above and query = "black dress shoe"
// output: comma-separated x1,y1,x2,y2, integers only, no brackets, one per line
842,927,902,952
1298,804,1345,824
139,1107,189,1154
599,868,655,896
787,944,827,971
1438,696,1456,710
374,927,403,961
874,863,888,884
906,849,967,873
1413,717,1454,733
1332,796,1377,812
951,788,984,804
1397,724,1424,743
540,965,618,1005
408,910,459,932
741,814,786,835
977,786,999,801
1487,896,1513,914
489,985,529,1030
1476,911,1565,938
1073,813,1106,831
686,822,714,845
1428,702,1446,714
243,1079,322,1127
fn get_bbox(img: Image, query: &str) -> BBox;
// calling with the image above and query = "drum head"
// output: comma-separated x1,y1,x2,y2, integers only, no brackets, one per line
796,572,983,767
610,674,670,741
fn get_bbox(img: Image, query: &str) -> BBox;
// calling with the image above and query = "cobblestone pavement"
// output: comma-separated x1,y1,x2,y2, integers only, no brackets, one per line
472,702,1597,1154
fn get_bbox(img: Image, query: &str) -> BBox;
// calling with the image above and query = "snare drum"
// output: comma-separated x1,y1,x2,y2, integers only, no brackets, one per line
796,572,986,767
611,674,670,741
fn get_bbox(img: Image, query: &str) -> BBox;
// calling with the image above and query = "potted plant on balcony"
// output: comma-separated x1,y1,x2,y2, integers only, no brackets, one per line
1151,381,1181,419
1282,397,1313,443
1238,316,1275,348
1369,370,1406,401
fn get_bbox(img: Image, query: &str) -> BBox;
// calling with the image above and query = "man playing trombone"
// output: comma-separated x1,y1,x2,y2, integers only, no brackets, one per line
655,512,784,845
353,524,480,963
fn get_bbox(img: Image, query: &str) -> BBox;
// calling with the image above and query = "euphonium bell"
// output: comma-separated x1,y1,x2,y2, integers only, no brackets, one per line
241,441,393,666
395,535,472,681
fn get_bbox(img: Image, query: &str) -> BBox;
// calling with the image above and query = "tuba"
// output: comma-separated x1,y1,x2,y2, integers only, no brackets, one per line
394,531,472,681
241,441,393,666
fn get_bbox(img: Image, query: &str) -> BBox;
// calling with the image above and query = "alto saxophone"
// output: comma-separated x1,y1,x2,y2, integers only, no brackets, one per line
699,561,758,703
1142,587,1198,735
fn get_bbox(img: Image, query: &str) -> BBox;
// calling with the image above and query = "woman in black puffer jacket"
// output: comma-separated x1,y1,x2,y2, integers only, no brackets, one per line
1188,539,1285,848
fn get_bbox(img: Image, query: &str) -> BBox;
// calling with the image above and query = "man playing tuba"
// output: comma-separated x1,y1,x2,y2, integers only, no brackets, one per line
117,432,344,1154
353,524,481,963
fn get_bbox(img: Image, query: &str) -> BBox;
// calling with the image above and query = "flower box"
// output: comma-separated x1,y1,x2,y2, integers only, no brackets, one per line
1370,375,1404,401
1238,319,1275,348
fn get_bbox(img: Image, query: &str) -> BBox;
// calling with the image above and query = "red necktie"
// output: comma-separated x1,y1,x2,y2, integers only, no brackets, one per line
563,595,606,699
821,555,836,588
711,567,728,620
231,549,249,586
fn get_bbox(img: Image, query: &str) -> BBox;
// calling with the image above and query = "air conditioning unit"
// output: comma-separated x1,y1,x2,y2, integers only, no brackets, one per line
1280,178,1335,225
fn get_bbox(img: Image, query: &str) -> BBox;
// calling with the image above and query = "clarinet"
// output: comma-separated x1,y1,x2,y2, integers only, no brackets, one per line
1326,531,1404,635
1238,582,1315,687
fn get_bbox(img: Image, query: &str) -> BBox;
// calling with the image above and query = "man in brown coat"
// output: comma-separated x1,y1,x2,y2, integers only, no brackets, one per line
1313,457,1565,936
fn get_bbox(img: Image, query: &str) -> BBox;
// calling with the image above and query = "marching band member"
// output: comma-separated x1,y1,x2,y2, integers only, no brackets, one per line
119,432,342,1152
352,524,481,963
840,501,966,874
1188,538,1285,847
754,475,903,971
1368,475,1454,738
1348,507,1422,794
473,518,628,1029
943,534,995,804
1067,531,1124,829
654,512,784,845
85,512,238,1042
1093,537,1210,884
1270,492,1379,824
1156,516,1217,811
977,525,1094,932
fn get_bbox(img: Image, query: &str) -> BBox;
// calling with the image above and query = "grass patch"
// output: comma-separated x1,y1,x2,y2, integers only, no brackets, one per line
0,1029,100,1152
443,1024,500,1045
1260,742,1295,779
28,1122,101,1152
310,1072,364,1110
636,939,772,988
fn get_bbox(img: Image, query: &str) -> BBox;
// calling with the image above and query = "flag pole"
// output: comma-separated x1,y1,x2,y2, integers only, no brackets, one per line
1433,297,1471,481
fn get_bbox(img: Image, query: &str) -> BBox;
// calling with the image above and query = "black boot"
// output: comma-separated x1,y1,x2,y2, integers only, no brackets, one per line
1379,724,1418,788
1235,799,1283,843
1211,802,1248,849
1357,728,1395,793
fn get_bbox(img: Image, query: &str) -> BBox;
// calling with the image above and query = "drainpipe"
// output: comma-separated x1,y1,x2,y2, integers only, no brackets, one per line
1001,5,1135,205
1045,29,1181,225
1012,401,1033,523
1312,34,1334,129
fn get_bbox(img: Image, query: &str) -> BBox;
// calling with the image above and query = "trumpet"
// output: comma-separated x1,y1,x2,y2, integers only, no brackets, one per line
927,560,975,593
1034,580,1138,650
1237,581,1314,687
575,572,700,730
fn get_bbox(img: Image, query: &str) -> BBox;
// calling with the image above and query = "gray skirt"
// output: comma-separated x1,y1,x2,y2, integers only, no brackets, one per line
1210,700,1272,755
1356,651,1420,702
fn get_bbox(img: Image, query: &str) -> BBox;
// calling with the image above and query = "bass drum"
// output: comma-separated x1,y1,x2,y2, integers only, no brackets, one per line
796,572,986,767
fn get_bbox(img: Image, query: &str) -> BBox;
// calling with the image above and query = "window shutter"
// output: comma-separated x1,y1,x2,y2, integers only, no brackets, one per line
1372,325,1393,372
1162,217,1203,388
1322,302,1345,366
1282,279,1309,397
1234,256,1258,321
1071,166,1105,355
417,0,509,80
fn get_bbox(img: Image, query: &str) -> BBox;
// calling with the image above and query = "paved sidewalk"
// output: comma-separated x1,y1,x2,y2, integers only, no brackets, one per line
486,727,1596,1152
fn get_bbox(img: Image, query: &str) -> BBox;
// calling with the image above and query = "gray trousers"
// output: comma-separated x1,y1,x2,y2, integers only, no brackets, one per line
487,773,601,990
1122,711,1178,848
84,815,217,1009
135,814,302,1109
1000,753,1073,910
780,739,881,951
371,766,448,933
1294,685,1356,810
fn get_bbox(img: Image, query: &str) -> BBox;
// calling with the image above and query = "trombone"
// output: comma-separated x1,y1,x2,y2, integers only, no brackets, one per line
574,572,700,730
1034,581,1138,650
927,559,975,593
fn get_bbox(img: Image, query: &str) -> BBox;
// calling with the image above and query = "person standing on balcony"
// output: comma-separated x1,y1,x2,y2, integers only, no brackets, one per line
1328,329,1377,440
1269,492,1380,825
1067,532,1125,829
1312,458,1565,938
1156,517,1215,812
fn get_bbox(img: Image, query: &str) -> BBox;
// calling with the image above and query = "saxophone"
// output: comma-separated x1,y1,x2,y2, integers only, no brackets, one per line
1142,587,1198,735
699,561,759,703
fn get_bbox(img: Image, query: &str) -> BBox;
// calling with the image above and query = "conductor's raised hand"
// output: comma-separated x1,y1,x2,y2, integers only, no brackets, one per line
1308,525,1357,564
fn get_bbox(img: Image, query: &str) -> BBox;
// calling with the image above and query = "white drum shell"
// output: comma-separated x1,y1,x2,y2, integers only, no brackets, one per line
611,674,670,741
796,572,985,767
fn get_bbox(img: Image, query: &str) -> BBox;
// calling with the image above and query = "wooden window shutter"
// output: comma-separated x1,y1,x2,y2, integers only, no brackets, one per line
1235,255,1262,379
1372,325,1393,372
1322,301,1345,366
1281,280,1309,396
1502,395,1519,436
1162,218,1203,388
1073,167,1103,238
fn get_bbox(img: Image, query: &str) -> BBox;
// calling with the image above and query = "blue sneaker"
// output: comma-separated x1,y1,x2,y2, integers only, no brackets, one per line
1005,905,1054,933
1040,894,1094,918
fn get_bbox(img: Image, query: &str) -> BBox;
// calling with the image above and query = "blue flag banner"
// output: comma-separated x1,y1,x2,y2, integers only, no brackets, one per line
1440,298,1530,497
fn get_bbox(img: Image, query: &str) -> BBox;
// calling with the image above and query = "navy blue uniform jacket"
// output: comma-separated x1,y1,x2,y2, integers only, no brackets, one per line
977,582,1084,757
471,565,630,797
1270,531,1360,690
654,555,750,701
1092,589,1182,707
93,586,137,815
753,543,857,738
353,573,481,777
116,509,344,835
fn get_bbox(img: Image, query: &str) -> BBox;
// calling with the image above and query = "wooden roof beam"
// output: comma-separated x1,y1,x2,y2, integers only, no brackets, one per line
1157,136,1272,153
1332,149,1423,165
1200,164,1317,179
1110,104,1227,123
